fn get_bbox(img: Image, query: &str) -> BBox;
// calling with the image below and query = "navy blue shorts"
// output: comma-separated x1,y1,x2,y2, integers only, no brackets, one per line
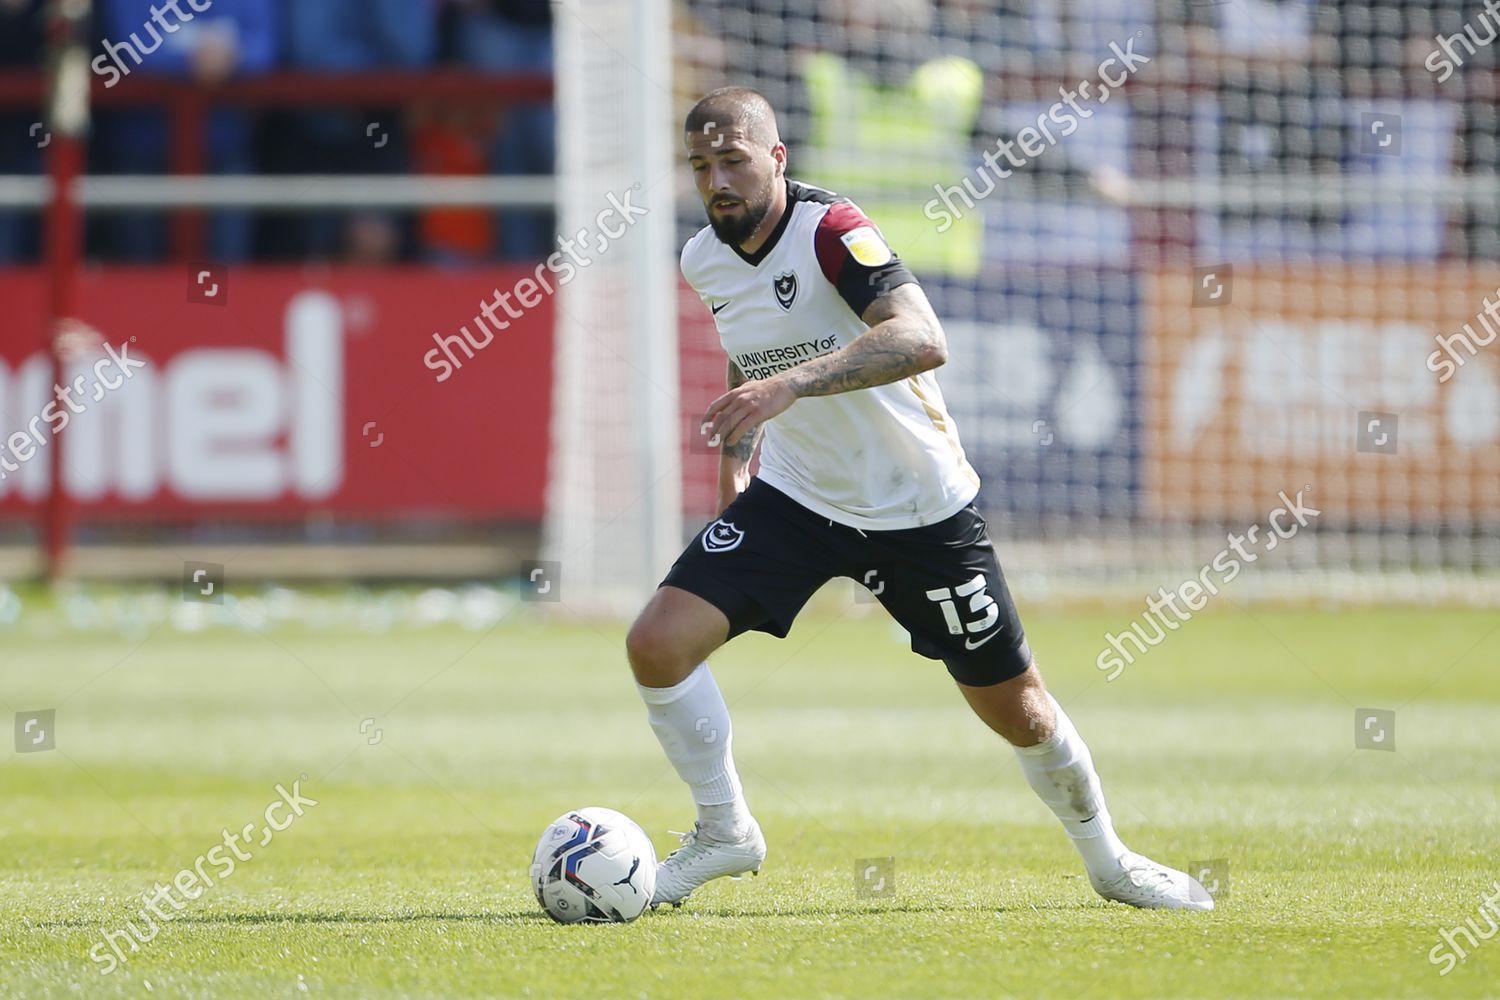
660,479,1032,686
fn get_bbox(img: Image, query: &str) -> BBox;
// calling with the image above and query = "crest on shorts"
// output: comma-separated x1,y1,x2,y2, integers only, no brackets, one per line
702,519,746,553
772,271,798,311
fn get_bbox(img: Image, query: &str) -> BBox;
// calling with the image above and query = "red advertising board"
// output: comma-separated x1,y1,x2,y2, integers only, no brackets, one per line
0,267,552,518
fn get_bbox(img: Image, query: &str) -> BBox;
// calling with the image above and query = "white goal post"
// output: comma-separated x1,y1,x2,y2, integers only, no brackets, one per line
544,0,682,614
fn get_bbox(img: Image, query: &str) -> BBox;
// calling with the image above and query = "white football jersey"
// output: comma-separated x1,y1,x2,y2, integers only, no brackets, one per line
681,179,980,530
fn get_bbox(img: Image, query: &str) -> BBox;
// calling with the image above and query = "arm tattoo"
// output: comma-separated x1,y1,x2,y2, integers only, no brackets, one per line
780,284,946,398
723,361,761,461
723,431,759,462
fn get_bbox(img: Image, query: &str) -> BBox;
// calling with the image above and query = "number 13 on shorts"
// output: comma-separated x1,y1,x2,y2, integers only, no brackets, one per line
925,573,1000,637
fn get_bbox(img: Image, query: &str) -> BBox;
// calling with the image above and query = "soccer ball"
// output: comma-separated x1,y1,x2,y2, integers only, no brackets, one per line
530,807,657,923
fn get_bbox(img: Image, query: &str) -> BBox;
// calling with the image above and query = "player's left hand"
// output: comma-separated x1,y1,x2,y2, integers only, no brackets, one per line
701,375,798,447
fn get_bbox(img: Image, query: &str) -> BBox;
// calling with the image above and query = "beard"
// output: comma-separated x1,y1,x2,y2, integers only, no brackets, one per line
706,173,776,246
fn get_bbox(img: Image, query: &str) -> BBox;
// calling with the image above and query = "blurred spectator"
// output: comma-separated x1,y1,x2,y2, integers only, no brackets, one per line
1187,0,1320,62
936,0,1137,267
413,104,497,264
0,0,48,264
933,0,1061,77
1172,0,1347,251
1321,0,1485,95
93,0,278,262
267,0,439,262
448,0,555,262
797,0,986,276
1195,0,1344,178
1322,0,1491,256
344,211,404,265
281,0,437,71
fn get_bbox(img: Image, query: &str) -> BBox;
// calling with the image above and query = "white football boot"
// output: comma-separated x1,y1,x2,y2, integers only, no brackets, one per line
649,820,767,908
1089,851,1215,911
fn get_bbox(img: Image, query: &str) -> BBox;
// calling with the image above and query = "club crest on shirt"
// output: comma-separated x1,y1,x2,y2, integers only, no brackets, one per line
702,519,746,553
773,271,798,311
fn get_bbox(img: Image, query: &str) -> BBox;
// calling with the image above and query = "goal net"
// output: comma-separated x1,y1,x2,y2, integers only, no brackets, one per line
553,0,1500,609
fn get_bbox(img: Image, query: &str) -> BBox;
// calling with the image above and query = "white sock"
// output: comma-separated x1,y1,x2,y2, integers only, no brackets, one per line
1013,694,1130,877
637,662,753,843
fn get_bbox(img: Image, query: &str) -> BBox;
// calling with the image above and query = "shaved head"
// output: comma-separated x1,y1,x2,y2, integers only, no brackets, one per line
685,87,781,151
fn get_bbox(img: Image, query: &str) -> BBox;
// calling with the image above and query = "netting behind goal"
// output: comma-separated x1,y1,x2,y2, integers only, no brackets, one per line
555,0,1500,608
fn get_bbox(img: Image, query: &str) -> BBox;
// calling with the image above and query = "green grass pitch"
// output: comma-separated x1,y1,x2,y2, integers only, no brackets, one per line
1,589,1497,998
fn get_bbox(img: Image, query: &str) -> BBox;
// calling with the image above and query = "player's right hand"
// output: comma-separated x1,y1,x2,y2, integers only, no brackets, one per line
702,376,797,448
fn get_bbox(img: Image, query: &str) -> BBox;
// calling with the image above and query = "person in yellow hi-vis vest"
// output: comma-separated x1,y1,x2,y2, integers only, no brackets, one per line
800,51,984,278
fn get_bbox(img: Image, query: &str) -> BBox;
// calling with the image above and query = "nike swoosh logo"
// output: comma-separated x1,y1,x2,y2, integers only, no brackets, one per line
964,631,1001,650
710,300,730,315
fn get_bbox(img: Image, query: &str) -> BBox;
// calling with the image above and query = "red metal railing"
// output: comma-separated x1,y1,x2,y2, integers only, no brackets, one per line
0,69,553,260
